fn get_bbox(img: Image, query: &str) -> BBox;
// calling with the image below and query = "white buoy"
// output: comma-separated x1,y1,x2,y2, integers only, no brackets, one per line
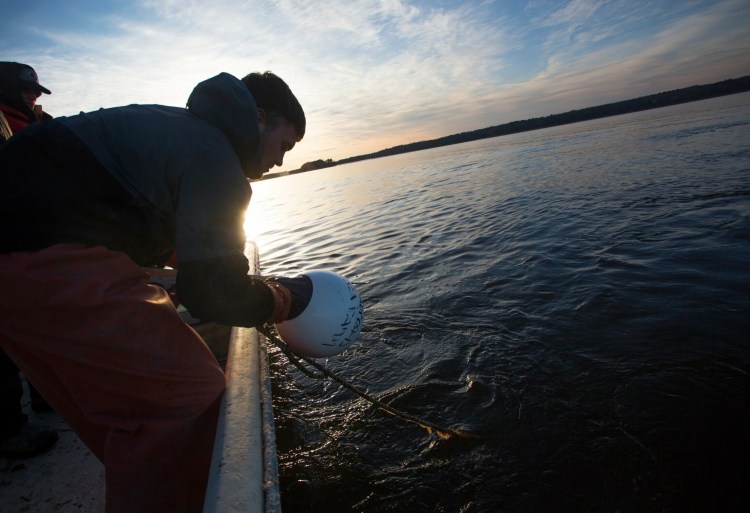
275,270,364,357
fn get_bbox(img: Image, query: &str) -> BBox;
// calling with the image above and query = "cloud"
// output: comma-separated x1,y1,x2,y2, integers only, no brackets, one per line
3,0,749,171
422,0,750,134
20,0,516,168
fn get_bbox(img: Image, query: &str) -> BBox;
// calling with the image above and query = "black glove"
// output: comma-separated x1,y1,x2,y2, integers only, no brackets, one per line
266,275,313,320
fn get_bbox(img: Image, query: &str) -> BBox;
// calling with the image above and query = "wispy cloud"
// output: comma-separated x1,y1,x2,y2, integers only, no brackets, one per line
446,0,750,133
2,0,748,171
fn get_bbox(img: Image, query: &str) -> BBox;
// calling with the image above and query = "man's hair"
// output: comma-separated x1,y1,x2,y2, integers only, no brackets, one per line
242,71,305,141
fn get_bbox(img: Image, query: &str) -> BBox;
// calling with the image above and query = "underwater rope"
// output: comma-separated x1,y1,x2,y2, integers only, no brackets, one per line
259,324,480,440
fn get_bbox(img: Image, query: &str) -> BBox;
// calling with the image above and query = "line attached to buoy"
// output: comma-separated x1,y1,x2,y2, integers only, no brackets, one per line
259,325,482,440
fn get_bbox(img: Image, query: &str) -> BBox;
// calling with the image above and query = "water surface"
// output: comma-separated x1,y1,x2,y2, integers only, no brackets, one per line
246,92,750,512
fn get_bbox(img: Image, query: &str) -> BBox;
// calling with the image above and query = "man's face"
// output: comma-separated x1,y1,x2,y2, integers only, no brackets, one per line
21,89,41,110
255,113,298,179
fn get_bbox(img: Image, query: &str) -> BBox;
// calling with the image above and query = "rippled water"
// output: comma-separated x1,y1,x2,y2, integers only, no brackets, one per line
245,92,750,512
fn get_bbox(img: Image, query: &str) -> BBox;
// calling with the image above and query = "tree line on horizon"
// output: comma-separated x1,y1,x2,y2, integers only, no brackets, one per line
268,74,750,178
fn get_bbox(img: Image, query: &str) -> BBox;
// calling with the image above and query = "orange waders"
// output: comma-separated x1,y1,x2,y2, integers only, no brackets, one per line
0,244,226,513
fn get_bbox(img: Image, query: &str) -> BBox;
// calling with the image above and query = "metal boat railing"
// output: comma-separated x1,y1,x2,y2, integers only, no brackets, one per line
203,242,281,513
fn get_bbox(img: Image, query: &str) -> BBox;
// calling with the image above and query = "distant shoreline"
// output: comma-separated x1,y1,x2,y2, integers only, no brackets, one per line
262,75,750,181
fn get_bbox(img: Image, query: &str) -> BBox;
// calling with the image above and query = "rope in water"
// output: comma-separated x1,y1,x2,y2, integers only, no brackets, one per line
259,324,480,439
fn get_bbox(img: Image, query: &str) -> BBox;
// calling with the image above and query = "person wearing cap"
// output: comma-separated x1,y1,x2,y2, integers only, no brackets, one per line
0,61,52,144
0,70,311,512
0,61,59,460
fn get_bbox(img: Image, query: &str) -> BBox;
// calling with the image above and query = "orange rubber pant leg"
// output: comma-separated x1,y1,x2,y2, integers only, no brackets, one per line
0,244,227,513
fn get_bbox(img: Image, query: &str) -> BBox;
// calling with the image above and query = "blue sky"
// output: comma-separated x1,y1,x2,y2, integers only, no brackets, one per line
2,0,749,172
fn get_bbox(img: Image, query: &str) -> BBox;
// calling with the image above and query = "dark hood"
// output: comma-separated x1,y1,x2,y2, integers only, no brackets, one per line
187,72,262,178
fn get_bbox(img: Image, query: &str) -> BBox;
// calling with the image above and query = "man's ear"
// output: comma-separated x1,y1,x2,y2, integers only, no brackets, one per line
256,108,266,135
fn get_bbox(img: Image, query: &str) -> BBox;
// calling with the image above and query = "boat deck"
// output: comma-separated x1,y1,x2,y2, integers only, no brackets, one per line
0,393,105,512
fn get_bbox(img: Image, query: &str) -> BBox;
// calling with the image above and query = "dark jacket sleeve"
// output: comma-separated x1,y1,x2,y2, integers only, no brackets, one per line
176,253,275,327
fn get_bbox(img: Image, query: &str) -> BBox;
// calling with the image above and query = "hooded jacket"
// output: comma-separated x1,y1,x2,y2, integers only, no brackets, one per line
0,73,277,326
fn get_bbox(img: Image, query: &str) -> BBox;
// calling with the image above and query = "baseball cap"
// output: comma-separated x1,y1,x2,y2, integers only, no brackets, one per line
18,65,51,95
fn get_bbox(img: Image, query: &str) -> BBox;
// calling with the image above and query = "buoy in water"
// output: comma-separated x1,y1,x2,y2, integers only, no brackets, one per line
276,270,364,357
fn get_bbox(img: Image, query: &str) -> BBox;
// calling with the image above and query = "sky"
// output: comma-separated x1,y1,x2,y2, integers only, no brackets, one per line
2,0,749,173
